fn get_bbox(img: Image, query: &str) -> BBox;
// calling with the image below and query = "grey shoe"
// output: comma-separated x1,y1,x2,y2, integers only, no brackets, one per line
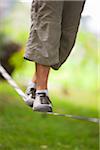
25,84,36,107
33,93,52,112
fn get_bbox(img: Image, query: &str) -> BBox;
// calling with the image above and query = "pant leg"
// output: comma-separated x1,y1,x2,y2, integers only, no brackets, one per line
24,0,64,66
52,1,85,70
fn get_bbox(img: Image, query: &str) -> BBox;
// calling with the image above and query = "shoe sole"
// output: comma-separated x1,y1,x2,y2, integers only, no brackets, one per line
25,102,33,107
25,99,34,107
33,105,52,112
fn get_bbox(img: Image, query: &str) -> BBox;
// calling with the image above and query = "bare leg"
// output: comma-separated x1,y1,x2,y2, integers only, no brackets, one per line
33,63,52,112
35,63,50,90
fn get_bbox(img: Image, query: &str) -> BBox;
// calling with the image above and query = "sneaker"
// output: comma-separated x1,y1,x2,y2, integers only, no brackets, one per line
25,85,36,107
33,93,52,112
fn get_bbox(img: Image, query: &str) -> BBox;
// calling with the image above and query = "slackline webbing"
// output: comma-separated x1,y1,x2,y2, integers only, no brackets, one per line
0,64,99,123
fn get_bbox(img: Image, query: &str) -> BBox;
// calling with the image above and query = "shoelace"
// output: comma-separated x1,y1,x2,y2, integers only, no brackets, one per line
37,93,52,104
26,88,36,98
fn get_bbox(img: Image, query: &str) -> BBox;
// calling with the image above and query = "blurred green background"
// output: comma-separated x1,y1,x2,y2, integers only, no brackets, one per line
0,1,99,150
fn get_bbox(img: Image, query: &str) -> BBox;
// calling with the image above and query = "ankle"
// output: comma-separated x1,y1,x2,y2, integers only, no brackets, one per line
36,85,47,90
36,89,48,96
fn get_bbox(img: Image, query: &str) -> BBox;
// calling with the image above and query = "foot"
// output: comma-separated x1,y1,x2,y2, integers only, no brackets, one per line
33,93,52,112
25,85,36,107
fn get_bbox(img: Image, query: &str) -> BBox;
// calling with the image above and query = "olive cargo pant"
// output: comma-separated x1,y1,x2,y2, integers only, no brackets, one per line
24,0,85,70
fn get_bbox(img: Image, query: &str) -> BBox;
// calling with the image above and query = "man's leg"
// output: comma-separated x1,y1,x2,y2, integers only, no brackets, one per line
24,1,64,111
33,63,52,112
36,63,50,90
31,63,50,91
25,72,37,107
26,63,52,112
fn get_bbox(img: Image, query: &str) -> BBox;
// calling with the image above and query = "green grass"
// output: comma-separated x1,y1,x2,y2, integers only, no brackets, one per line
0,82,99,150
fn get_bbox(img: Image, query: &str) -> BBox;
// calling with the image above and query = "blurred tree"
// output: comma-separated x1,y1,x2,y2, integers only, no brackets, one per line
0,32,22,79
